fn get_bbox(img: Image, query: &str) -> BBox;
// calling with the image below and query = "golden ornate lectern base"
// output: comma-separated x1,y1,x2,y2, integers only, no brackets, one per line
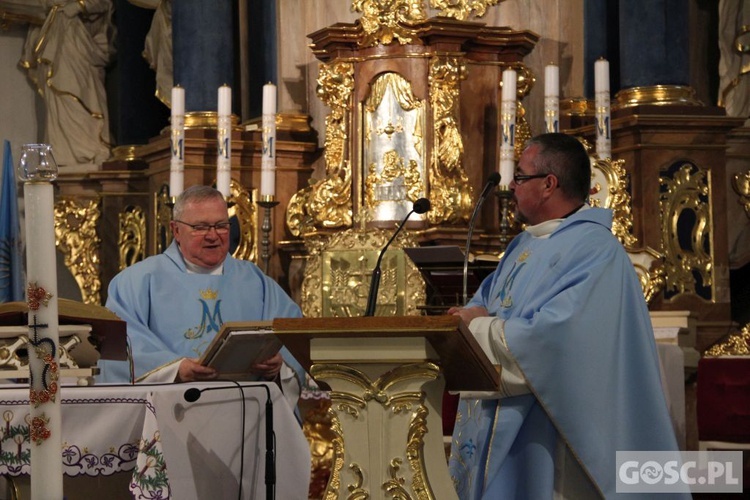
273,315,499,500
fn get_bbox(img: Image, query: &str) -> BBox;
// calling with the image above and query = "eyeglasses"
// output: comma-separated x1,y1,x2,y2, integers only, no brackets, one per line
513,172,549,185
174,220,231,235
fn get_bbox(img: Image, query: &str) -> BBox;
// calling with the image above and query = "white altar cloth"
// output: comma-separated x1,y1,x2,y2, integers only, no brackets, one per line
0,381,310,499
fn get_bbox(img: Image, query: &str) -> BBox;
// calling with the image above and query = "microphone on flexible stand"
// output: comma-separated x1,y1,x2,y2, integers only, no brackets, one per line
364,197,431,317
184,382,275,500
463,172,501,305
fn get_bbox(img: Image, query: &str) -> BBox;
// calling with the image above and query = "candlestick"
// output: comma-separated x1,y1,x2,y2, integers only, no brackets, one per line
261,83,277,197
595,58,611,158
256,196,279,274
170,86,185,197
17,143,63,499
499,68,517,189
217,85,232,197
544,64,560,133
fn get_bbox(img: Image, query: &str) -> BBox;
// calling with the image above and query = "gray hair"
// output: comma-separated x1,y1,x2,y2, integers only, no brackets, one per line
172,185,227,220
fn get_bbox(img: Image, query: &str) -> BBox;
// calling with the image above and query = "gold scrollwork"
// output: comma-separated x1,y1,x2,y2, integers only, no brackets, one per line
659,163,713,299
506,63,535,158
704,323,750,357
428,56,473,224
118,205,147,271
323,411,346,500
431,0,501,20
287,61,355,237
384,457,411,498
347,463,370,500
226,180,258,262
406,405,433,499
589,156,638,248
732,170,750,218
54,198,101,305
351,0,425,46
154,184,172,255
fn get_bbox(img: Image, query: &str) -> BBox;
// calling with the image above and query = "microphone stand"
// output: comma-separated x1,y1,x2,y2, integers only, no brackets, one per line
183,382,275,500
463,173,501,304
364,198,431,317
364,209,415,317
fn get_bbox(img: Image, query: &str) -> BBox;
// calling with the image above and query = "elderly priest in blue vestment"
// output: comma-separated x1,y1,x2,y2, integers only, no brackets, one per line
97,185,305,409
447,133,687,499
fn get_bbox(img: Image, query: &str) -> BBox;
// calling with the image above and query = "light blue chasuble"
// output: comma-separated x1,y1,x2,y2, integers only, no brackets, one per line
449,208,687,499
98,242,304,385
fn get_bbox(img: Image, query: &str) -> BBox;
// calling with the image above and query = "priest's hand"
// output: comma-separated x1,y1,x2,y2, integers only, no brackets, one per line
176,358,218,382
251,351,283,381
448,305,489,326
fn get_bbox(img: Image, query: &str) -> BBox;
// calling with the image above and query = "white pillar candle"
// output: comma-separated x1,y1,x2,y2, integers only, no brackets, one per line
169,86,185,197
594,58,611,158
544,64,560,133
261,82,277,198
499,68,517,189
216,85,232,197
24,181,63,499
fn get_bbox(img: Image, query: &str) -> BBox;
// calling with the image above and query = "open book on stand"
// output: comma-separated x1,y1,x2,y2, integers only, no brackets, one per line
199,321,282,380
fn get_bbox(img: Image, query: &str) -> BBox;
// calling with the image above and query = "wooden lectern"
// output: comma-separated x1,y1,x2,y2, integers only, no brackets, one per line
273,315,499,500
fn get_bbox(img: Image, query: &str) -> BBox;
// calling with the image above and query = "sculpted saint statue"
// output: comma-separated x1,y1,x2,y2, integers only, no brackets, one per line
19,0,115,167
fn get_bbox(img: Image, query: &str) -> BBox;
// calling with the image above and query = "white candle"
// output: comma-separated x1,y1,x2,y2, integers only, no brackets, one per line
217,85,232,197
544,64,560,133
24,181,63,499
594,58,611,158
170,86,185,197
499,68,517,189
261,82,277,198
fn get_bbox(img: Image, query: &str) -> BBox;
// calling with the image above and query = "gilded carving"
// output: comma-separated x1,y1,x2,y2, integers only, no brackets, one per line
226,180,258,263
732,170,750,218
405,405,433,499
431,0,500,20
347,463,369,500
365,150,425,211
589,156,638,248
704,323,750,357
287,61,354,236
54,198,101,305
154,184,172,255
314,362,440,499
300,228,425,317
506,63,535,158
351,0,425,46
384,458,411,498
118,205,146,271
659,163,713,299
323,411,346,500
428,56,473,224
351,0,501,43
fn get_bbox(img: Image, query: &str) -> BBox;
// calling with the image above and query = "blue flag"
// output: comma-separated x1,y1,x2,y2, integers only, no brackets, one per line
0,140,24,302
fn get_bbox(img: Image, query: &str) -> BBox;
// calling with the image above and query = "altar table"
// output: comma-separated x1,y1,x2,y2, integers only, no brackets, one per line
0,381,310,499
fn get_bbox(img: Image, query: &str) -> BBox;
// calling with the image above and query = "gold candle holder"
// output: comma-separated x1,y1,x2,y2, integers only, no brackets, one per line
256,195,279,274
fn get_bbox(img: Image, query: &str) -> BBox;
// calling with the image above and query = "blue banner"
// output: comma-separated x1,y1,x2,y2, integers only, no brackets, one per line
0,140,24,302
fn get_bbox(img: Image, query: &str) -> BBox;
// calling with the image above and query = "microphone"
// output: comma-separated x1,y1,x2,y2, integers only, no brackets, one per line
364,197,431,317
463,172,501,305
184,382,275,500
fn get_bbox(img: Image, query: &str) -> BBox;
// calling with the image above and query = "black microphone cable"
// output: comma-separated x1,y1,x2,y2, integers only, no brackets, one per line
183,380,275,500
364,197,431,316
463,172,501,305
